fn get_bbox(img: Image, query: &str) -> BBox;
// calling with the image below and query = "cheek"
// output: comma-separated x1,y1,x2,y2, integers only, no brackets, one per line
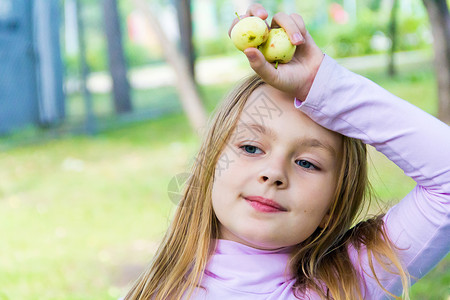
211,181,225,227
310,173,337,205
211,178,224,206
290,175,337,220
213,149,250,185
211,178,236,234
211,153,248,222
211,163,237,209
214,152,236,179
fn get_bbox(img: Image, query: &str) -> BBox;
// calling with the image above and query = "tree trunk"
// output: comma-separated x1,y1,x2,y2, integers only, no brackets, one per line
103,0,133,114
422,0,450,124
76,0,97,135
175,0,195,78
133,0,207,131
387,0,398,77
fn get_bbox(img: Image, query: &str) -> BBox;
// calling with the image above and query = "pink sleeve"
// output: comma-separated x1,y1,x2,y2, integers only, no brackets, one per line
296,55,450,298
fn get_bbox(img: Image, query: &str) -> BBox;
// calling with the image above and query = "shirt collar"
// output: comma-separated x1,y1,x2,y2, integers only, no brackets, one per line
204,239,295,294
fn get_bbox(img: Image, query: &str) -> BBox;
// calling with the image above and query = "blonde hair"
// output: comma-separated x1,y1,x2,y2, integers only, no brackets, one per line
125,75,410,300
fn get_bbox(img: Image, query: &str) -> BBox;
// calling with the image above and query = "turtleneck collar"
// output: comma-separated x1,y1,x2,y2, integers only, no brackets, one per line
204,239,296,294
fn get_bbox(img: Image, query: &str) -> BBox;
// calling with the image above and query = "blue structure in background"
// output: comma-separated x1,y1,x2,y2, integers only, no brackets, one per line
0,0,64,135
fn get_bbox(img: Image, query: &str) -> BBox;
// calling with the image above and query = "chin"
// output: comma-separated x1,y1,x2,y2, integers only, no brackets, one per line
242,235,289,250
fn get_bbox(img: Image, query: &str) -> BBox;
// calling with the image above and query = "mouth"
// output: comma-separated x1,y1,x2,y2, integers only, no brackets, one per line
244,196,287,213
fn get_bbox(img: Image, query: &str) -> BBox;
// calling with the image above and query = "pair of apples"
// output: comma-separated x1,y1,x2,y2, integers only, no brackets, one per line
230,16,296,67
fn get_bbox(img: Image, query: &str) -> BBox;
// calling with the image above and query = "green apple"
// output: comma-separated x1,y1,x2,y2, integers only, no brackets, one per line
230,16,269,51
258,28,296,65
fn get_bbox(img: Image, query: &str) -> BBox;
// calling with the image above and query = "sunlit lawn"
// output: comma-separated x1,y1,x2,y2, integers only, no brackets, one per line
0,62,448,299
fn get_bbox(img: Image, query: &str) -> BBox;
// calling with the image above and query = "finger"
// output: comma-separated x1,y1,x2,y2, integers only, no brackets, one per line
290,13,308,43
271,12,305,45
244,48,278,83
245,3,268,19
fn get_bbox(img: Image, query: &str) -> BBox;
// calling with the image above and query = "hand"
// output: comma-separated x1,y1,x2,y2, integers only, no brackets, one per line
228,4,324,101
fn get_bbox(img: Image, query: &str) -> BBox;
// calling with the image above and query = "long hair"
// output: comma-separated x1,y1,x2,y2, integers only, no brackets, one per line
125,75,410,300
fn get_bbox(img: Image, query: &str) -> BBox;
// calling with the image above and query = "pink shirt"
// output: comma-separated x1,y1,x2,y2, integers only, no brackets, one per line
186,55,450,299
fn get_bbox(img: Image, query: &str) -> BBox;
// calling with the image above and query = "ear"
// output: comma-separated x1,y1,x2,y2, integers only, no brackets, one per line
319,213,330,229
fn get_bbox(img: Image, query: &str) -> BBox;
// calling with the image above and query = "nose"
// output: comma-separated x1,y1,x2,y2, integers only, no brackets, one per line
258,163,288,189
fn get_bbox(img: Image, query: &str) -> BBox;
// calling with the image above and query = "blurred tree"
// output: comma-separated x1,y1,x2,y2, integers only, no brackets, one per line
421,0,450,124
368,0,382,11
387,0,398,76
133,0,206,131
175,0,195,78
103,0,133,114
77,0,97,135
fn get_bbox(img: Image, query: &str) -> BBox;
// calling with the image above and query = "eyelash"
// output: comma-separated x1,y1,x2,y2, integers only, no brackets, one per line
295,160,319,170
240,145,263,154
239,145,319,171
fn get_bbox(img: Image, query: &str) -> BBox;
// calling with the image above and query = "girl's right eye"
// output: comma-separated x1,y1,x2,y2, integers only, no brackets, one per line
240,145,263,154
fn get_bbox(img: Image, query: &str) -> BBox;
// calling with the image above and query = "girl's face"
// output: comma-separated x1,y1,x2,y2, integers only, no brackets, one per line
211,85,343,250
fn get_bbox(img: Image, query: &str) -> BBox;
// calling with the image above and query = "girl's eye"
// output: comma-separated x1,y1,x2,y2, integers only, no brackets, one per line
241,145,262,154
295,160,317,170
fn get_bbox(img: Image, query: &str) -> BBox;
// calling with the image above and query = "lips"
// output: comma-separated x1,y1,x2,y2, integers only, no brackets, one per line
244,196,287,212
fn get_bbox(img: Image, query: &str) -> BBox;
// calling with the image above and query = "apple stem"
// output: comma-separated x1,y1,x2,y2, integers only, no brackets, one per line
275,61,279,69
235,12,241,20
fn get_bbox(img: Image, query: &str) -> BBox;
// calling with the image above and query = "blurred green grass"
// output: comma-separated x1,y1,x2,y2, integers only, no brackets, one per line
0,63,449,299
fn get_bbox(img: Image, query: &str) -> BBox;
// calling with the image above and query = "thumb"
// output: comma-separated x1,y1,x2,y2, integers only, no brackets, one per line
244,48,277,83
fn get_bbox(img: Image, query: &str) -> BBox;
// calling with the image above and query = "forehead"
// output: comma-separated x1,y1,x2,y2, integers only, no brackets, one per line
238,85,342,151
241,86,285,123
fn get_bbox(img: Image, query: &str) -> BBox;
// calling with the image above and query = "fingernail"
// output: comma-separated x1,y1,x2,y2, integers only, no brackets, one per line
257,9,266,17
292,33,304,44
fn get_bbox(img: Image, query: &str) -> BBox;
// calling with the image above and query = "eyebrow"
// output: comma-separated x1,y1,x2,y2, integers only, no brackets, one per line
239,122,337,157
298,137,337,157
246,123,276,136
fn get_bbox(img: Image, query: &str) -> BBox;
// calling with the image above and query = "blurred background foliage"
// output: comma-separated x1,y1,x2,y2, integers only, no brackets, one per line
63,0,432,73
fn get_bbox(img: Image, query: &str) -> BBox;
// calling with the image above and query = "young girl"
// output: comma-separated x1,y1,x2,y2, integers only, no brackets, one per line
125,4,450,299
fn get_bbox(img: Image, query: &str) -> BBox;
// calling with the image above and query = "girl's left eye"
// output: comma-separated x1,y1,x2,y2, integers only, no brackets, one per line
295,160,318,170
241,145,263,154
